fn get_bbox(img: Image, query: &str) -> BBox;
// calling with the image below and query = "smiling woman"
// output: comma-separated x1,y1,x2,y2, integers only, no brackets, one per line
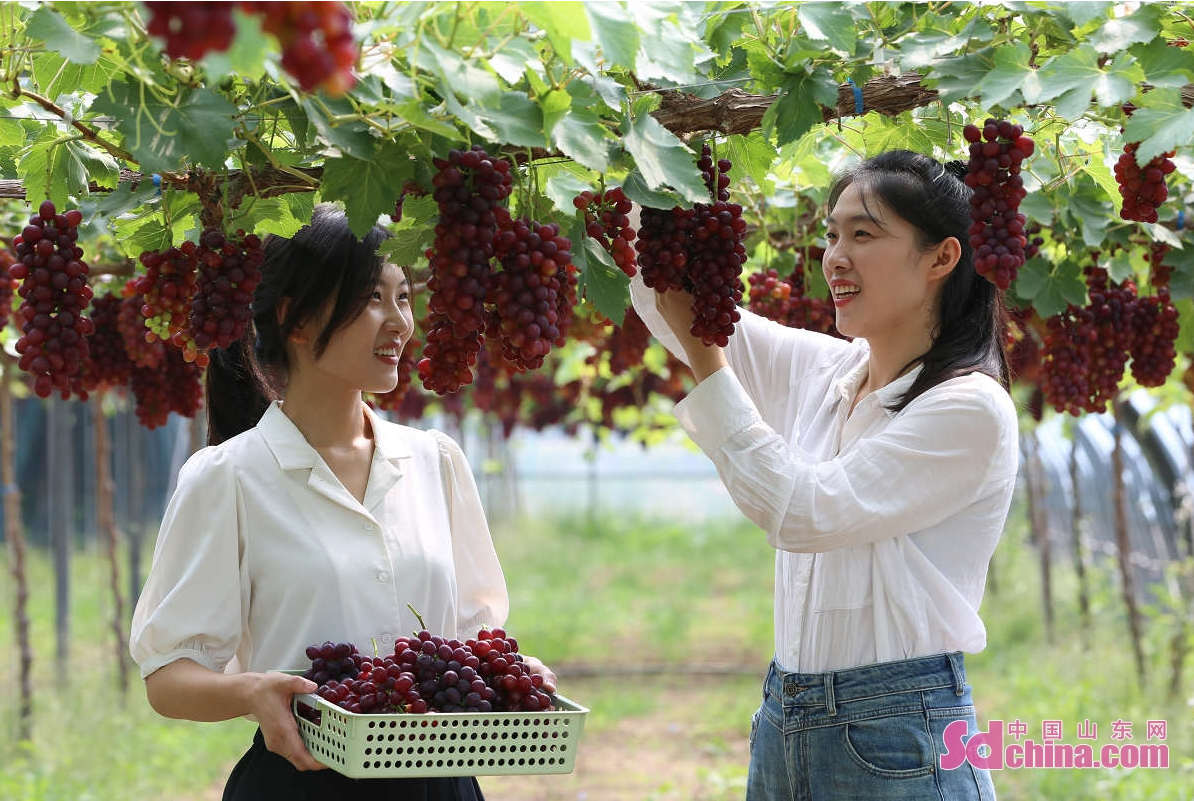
632,150,1018,801
128,204,556,801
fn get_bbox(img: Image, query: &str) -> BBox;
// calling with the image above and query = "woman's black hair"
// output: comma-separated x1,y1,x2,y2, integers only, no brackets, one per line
826,149,1010,413
205,203,394,445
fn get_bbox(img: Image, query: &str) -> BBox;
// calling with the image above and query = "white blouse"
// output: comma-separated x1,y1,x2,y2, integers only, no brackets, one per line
130,402,509,679
632,276,1019,673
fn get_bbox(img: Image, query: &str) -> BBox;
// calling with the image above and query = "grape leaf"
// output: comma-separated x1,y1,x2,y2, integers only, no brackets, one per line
25,5,99,65
544,171,596,215
765,66,839,148
1130,39,1194,89
520,1,590,63
551,109,614,173
621,101,708,204
975,42,1033,108
1123,103,1194,163
586,1,639,68
91,81,237,173
1088,3,1161,54
319,144,415,238
725,132,778,191
797,3,856,56
571,221,629,325
475,91,546,149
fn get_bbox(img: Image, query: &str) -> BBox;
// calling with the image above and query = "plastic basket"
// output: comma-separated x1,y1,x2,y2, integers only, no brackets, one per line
290,684,588,778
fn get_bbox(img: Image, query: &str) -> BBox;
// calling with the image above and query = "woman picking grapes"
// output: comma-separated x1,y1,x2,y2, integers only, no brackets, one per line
632,150,1017,800
130,204,555,800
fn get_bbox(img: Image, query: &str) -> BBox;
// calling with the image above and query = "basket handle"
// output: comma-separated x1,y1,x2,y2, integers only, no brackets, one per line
292,692,327,729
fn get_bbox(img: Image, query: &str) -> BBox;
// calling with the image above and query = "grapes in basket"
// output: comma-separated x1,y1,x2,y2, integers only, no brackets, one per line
297,627,554,722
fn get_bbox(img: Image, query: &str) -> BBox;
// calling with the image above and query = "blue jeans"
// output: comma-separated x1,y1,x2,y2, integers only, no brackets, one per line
747,653,997,801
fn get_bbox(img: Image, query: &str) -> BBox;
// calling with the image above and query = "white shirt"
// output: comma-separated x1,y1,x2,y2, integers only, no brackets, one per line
130,402,509,679
632,277,1019,673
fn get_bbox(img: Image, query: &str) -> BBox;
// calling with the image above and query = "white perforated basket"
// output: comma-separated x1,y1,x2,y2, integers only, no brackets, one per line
290,685,588,778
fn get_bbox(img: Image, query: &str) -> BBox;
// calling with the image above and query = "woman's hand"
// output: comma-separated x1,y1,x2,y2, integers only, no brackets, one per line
521,655,558,695
244,671,328,771
654,288,729,382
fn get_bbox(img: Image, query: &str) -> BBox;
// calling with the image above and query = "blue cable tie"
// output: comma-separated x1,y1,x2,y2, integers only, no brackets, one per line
847,78,864,115
1178,209,1185,231
152,173,162,196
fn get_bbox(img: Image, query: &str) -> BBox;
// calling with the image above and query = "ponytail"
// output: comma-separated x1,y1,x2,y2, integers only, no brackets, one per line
204,326,276,446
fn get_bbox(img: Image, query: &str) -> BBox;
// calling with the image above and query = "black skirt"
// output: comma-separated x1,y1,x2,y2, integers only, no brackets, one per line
222,728,485,801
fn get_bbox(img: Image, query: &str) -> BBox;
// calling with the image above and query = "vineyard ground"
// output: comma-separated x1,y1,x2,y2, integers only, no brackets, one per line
3,508,1193,800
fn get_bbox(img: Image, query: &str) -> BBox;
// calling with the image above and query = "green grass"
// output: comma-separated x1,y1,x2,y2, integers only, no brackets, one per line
2,503,1192,800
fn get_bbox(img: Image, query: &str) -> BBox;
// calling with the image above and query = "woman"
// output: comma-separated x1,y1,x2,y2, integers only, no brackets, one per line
632,150,1017,799
130,204,555,800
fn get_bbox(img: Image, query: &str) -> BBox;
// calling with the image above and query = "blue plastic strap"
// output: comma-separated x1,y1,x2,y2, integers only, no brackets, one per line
846,79,864,114
152,173,162,196
1178,210,1186,231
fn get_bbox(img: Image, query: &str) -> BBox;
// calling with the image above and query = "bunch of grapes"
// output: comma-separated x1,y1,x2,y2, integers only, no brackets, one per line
1040,265,1137,415
298,627,553,719
80,293,134,391
1130,287,1180,387
636,205,696,292
1114,141,1175,224
187,228,264,352
132,244,207,366
129,345,204,429
746,268,794,321
242,2,358,95
686,146,746,347
486,219,578,372
962,120,1035,291
419,147,513,394
602,307,651,376
574,187,637,276
10,201,95,399
118,286,166,369
145,1,237,61
1148,241,1173,289
0,246,15,331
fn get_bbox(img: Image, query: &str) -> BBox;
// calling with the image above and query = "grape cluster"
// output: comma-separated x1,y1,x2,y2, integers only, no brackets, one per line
636,143,746,346
0,246,15,332
486,219,578,372
962,120,1035,291
118,286,166,369
1114,141,1175,224
745,250,840,337
145,2,236,61
1130,287,1179,387
10,201,95,399
129,345,204,429
602,307,651,376
132,244,208,366
298,628,553,718
187,228,264,352
81,293,134,391
419,147,513,394
1040,265,1136,415
574,188,637,276
242,2,358,95
1148,241,1173,289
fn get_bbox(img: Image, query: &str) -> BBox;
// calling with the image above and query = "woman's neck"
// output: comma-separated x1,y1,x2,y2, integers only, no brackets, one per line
856,331,932,401
278,380,370,448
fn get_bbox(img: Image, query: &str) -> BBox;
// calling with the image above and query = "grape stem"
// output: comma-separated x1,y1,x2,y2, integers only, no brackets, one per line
407,603,427,631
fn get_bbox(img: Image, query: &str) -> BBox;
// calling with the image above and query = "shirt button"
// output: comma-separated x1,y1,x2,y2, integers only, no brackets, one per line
376,571,389,583
380,632,392,645
363,524,374,532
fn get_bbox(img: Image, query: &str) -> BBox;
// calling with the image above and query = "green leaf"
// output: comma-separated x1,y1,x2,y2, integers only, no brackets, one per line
379,227,433,268
421,41,501,106
91,81,237,173
18,136,96,208
394,98,459,139
975,42,1033,108
245,196,308,240
1123,103,1194,163
1033,45,1135,110
551,109,614,173
766,67,839,148
540,89,573,135
926,52,991,105
1089,4,1161,54
1175,299,1194,349
25,5,99,65
90,178,161,221
474,92,546,149
1166,249,1194,302
488,38,542,84
202,8,268,84
621,101,708,204
544,172,596,215
1105,250,1134,283
621,169,685,210
633,16,701,85
1081,153,1121,205
1130,39,1194,89
797,3,855,55
725,132,778,191
31,52,116,97
111,216,173,258
300,96,378,160
71,141,119,190
572,221,630,324
0,118,25,148
586,2,639,67
1017,258,1086,318
319,143,416,238
520,1,590,62
1067,2,1111,27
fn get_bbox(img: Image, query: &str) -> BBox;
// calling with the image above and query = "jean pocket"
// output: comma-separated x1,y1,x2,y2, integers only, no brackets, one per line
842,710,937,778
